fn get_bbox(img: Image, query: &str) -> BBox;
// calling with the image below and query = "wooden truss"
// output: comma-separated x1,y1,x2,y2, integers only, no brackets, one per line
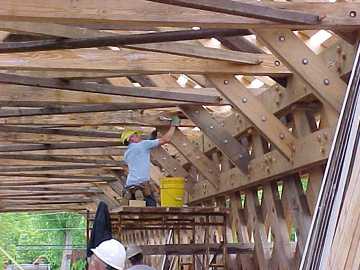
0,1,358,269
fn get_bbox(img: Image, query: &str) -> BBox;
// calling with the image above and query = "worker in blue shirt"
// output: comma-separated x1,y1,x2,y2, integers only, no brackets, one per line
120,116,179,206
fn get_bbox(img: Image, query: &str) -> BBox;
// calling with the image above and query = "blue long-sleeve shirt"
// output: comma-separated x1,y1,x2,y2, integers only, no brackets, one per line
124,139,160,187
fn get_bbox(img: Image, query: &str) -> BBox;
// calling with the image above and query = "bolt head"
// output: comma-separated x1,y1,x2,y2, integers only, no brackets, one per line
261,116,267,122
278,35,285,42
224,80,229,85
274,60,281,66
279,133,285,139
224,139,229,144
210,125,214,129
323,79,330,85
302,58,309,65
350,10,357,17
242,97,248,103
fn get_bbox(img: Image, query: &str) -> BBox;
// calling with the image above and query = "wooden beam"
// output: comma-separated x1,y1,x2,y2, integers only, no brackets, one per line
0,49,289,76
0,141,125,153
0,84,191,106
0,29,250,53
0,154,120,165
191,127,334,202
0,111,193,126
169,128,219,188
255,29,346,113
0,73,220,104
151,147,189,178
138,243,253,255
0,104,177,118
146,0,319,24
0,174,115,181
0,164,114,172
181,105,250,174
0,1,357,30
208,74,295,160
0,147,124,156
0,125,120,138
0,21,258,64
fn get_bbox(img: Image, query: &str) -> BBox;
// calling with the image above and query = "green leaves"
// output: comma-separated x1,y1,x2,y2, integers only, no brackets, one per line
0,212,86,270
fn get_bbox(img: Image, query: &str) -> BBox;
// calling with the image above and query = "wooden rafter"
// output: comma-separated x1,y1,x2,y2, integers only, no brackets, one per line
146,0,320,24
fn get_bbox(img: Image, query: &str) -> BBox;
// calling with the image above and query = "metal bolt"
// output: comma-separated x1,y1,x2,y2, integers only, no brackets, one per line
173,167,177,171
350,10,357,17
210,125,214,129
224,80,229,85
239,154,243,158
323,79,330,85
261,116,267,122
279,133,285,139
224,139,229,144
182,143,187,146
242,97,248,103
274,60,281,66
302,58,309,65
162,157,167,160
278,35,285,42
320,147,325,154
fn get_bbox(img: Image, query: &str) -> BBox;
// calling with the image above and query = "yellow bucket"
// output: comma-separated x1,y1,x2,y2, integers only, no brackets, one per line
160,177,185,207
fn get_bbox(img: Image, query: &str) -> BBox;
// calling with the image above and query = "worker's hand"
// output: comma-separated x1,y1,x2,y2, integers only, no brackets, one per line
170,115,180,126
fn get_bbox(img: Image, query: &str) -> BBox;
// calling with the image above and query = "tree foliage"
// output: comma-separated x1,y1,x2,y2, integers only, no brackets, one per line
0,212,86,270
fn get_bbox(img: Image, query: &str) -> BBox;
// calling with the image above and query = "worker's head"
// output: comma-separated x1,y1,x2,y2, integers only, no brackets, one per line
120,129,143,145
89,239,126,270
126,245,144,265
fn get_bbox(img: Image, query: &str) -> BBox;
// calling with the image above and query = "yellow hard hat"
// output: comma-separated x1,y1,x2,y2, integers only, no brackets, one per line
120,129,143,144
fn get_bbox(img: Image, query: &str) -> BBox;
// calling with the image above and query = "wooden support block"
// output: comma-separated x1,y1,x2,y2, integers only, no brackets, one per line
129,200,146,207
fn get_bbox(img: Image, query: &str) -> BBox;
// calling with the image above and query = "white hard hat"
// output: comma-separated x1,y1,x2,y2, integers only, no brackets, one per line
126,245,143,260
91,239,126,270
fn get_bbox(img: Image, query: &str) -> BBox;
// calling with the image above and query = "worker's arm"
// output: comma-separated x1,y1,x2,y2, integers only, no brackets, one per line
158,126,176,145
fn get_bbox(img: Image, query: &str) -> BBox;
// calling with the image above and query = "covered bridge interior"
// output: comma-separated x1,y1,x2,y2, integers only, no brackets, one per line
0,1,359,269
